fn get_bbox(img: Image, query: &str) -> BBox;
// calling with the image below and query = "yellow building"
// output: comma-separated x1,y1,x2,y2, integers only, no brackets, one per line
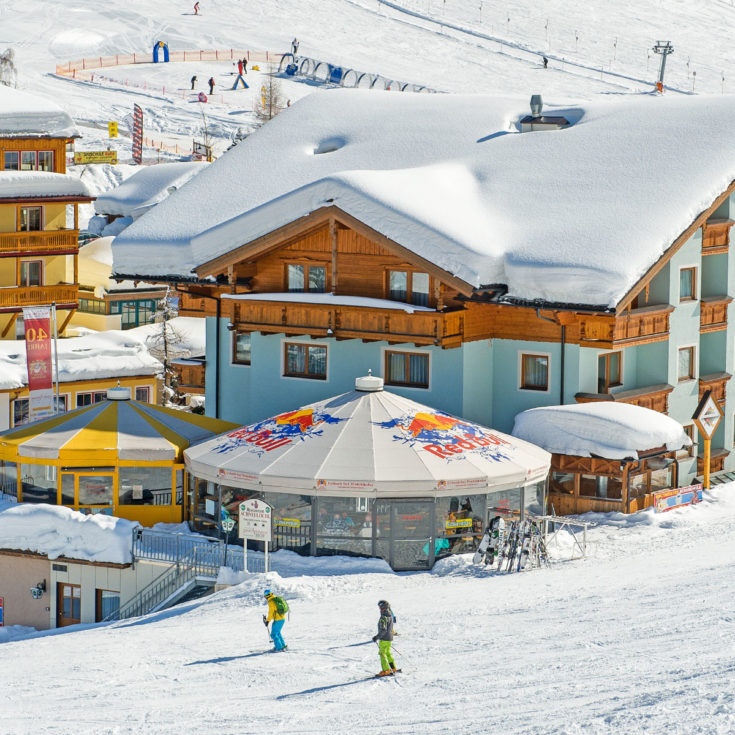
0,85,94,338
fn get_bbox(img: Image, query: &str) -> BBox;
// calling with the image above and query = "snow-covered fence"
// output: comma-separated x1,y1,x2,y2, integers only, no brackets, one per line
539,515,589,561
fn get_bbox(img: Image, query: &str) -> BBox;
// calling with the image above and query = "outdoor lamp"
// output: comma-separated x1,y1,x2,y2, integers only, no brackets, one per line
30,580,46,599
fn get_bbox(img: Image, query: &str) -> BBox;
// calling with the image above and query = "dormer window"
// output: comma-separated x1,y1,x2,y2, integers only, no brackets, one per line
287,263,326,293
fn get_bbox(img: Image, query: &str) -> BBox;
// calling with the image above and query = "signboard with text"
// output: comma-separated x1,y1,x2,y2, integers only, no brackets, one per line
238,499,272,542
74,151,118,165
22,306,54,422
108,121,118,138
653,484,703,513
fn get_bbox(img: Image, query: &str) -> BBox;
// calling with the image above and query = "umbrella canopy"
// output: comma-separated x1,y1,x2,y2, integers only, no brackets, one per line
0,391,236,464
185,376,551,497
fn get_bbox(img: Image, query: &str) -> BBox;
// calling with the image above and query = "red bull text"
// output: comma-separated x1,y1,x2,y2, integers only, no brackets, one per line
423,431,511,458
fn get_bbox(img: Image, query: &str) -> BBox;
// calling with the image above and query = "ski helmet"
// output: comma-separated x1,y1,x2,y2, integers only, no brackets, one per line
378,599,390,608
264,589,271,597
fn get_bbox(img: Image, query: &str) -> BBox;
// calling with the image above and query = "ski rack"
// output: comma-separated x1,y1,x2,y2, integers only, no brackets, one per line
537,515,589,561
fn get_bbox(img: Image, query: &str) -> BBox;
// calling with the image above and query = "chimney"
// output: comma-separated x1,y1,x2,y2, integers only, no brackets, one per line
520,94,570,133
530,94,543,117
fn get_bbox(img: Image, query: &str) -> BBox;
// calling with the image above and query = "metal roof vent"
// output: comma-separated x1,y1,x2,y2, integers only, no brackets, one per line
530,94,543,117
355,371,384,392
107,386,131,401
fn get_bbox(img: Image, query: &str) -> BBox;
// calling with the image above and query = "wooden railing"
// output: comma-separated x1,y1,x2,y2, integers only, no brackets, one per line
0,230,78,255
178,290,219,317
699,372,730,405
575,383,673,414
700,296,731,332
230,299,465,347
702,218,734,254
0,284,77,309
611,304,674,346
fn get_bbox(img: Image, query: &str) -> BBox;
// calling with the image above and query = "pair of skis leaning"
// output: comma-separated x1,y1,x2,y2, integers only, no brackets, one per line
473,516,549,571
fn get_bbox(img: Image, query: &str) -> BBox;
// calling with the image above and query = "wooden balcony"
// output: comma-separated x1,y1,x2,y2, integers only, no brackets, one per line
702,218,734,255
178,289,220,317
700,295,731,333
0,284,78,310
0,230,78,255
699,372,730,405
697,448,729,475
576,304,673,348
229,299,466,347
576,383,674,414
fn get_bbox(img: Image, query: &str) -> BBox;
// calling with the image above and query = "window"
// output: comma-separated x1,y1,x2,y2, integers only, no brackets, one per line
119,466,172,505
54,395,67,413
579,474,622,500
20,207,42,232
284,343,327,379
12,398,29,427
678,347,695,381
119,299,156,329
79,298,107,314
21,151,36,171
76,391,107,407
520,354,549,391
286,263,326,293
384,350,429,388
679,267,696,301
135,386,150,403
233,332,251,365
20,463,57,504
683,424,695,456
4,151,19,170
37,151,54,172
597,352,622,393
96,589,120,622
387,270,431,306
550,471,575,495
19,260,42,287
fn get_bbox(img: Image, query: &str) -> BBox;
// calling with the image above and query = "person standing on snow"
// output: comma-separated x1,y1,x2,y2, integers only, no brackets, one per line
208,76,215,94
263,589,288,651
190,75,197,90
372,599,397,676
291,38,299,55
194,1,200,14
237,59,243,76
242,57,247,74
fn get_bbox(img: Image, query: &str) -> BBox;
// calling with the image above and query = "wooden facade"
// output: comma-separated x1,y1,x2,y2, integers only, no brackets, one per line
548,450,679,515
172,359,206,395
700,296,731,332
702,218,734,255
575,384,674,414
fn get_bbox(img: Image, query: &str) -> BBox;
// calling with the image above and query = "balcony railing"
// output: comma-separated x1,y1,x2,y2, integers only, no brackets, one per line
576,383,674,414
702,218,734,254
230,299,465,347
578,305,673,348
700,296,731,332
699,372,730,405
0,230,78,255
0,284,78,309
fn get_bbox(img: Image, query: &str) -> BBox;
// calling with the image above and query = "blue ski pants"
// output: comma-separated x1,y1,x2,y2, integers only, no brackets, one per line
271,619,286,650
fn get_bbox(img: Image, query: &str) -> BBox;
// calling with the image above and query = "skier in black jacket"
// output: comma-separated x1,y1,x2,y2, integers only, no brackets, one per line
372,600,397,676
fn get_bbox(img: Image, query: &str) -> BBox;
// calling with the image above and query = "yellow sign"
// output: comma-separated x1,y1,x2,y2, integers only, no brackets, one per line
445,518,473,529
276,518,301,527
74,151,118,165
108,122,118,138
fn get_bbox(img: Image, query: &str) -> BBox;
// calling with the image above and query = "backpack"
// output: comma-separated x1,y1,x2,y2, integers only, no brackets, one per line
273,596,289,615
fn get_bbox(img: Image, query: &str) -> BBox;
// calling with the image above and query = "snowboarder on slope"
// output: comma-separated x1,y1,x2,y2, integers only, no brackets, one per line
372,599,397,676
291,38,299,55
208,76,215,94
263,589,287,651
194,1,199,14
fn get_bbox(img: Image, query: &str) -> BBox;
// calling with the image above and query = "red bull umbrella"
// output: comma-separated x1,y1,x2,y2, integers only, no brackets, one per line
184,375,551,497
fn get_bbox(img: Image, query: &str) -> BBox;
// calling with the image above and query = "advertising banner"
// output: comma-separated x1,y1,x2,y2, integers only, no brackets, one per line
74,151,118,165
653,483,703,513
132,104,143,164
22,306,54,422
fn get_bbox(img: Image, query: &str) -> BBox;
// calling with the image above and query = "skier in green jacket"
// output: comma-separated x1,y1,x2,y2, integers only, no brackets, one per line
372,599,397,677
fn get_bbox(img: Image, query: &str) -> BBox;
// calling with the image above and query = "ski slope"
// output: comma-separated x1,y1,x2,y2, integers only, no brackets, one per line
3,484,735,734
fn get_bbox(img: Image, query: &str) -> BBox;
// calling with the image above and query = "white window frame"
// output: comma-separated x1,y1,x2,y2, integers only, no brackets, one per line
517,350,552,393
381,346,432,390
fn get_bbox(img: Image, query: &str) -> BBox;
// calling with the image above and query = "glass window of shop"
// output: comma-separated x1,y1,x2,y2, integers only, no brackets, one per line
0,461,17,498
118,467,173,505
78,474,114,506
383,500,434,570
488,486,522,519
629,473,648,500
650,466,673,494
268,492,313,553
316,496,373,558
434,493,485,556
550,471,575,496
579,474,623,500
20,464,57,504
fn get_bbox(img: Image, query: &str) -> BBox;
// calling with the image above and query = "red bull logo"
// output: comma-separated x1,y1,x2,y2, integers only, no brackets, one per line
275,409,318,433
406,412,467,437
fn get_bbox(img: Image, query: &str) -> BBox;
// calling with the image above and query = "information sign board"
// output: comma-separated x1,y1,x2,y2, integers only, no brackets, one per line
692,390,723,440
238,499,272,542
74,151,118,165
108,121,118,138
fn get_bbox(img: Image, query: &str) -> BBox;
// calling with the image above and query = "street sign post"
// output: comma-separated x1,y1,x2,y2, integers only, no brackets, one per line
108,121,118,138
692,390,723,489
239,499,272,571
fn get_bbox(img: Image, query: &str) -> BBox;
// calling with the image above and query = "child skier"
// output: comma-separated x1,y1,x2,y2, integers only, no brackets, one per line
263,589,288,651
372,599,397,676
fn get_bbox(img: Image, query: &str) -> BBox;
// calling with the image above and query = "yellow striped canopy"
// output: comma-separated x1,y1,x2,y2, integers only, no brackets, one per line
0,399,236,464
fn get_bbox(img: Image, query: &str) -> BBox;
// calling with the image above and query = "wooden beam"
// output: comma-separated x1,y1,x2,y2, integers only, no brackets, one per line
73,252,78,286
1,312,18,338
58,309,75,335
617,178,735,311
330,217,338,294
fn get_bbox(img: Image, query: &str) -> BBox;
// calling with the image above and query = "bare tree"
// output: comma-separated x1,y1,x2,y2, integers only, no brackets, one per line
0,48,17,87
145,288,185,405
254,66,287,122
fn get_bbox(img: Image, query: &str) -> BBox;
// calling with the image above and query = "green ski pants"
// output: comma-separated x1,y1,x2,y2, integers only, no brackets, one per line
378,639,395,671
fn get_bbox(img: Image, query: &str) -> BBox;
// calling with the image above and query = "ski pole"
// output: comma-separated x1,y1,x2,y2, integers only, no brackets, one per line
263,615,272,642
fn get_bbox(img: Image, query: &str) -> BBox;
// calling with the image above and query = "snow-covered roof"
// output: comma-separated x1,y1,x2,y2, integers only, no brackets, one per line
221,292,433,313
0,504,137,564
0,85,80,138
511,403,692,460
125,317,206,359
0,331,162,391
79,236,166,293
112,91,735,307
0,171,92,199
94,161,209,218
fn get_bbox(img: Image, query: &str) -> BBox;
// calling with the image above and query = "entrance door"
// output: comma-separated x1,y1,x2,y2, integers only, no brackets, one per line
57,583,81,627
389,501,434,571
77,473,115,515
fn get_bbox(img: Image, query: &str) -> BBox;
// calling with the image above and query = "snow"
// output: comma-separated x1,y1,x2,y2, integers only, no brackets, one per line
125,316,206,358
0,330,162,390
112,91,735,307
94,161,209,218
0,504,138,564
512,402,692,459
0,85,79,138
0,171,92,199
222,291,434,312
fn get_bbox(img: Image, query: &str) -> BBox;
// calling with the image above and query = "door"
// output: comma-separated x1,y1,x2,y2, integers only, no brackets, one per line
77,473,115,515
389,500,434,571
57,583,81,627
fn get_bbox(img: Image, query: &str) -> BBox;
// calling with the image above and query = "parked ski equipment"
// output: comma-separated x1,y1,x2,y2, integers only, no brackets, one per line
474,515,549,572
